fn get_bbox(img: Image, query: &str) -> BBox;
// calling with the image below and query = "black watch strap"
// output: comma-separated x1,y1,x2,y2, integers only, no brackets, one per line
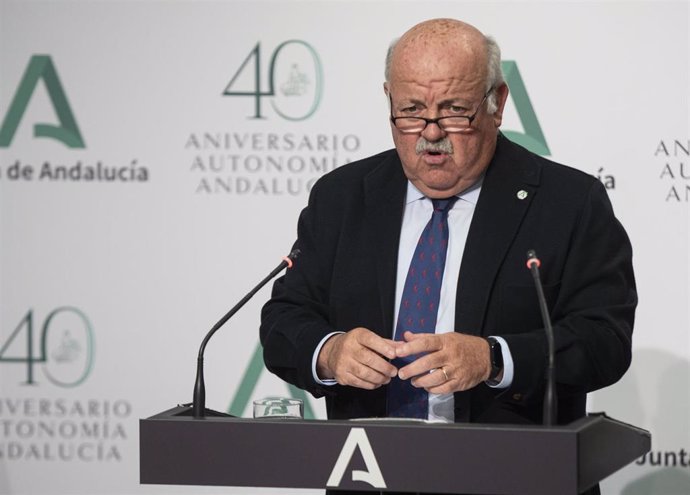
486,337,504,384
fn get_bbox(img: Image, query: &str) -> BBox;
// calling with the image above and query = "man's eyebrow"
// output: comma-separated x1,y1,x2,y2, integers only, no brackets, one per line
397,97,425,105
438,97,471,107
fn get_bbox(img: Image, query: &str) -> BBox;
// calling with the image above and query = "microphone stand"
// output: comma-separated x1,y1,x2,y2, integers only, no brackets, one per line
192,249,300,419
526,249,557,427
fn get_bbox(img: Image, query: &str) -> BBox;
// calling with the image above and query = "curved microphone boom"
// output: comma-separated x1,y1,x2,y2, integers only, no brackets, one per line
192,249,300,419
526,249,557,426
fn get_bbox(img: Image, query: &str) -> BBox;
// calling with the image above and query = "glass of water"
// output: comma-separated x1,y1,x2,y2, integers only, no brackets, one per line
253,397,304,419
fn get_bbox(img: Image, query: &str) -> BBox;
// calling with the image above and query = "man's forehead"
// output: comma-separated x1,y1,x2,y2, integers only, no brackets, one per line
389,46,487,87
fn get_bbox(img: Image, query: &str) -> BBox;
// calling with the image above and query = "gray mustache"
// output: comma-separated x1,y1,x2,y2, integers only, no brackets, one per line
415,137,454,155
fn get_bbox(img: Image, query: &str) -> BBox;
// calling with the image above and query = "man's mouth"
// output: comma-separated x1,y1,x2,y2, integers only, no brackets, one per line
421,151,448,164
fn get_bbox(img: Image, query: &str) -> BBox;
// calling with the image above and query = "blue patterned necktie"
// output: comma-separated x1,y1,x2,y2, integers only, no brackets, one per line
387,196,458,419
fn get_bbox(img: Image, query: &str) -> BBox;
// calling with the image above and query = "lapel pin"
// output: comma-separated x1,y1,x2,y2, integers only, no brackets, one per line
517,190,528,200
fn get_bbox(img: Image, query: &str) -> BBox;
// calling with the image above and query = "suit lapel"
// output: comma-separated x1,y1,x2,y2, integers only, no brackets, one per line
455,135,542,334
363,151,407,338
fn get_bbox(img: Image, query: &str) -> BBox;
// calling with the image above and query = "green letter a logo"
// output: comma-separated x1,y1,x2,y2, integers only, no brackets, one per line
0,55,85,148
501,61,550,156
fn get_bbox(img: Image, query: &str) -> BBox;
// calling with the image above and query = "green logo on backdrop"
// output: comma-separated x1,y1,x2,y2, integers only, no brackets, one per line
0,307,95,387
501,61,550,156
223,40,323,121
228,343,316,419
0,55,85,148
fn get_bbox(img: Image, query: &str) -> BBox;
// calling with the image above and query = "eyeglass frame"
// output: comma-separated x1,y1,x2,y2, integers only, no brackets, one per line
388,89,494,134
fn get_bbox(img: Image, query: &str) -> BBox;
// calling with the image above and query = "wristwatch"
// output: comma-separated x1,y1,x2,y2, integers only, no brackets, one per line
486,337,504,385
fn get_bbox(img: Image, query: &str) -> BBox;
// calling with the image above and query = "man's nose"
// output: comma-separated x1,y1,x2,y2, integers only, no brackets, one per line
420,120,447,142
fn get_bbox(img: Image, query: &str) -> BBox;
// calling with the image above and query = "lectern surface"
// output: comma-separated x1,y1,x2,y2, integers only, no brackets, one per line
140,407,650,495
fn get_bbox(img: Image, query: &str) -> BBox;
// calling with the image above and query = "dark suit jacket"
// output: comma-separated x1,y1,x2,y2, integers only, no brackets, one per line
260,135,636,426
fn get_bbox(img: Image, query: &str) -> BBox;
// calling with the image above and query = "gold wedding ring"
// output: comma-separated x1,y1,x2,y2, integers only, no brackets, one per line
440,367,449,382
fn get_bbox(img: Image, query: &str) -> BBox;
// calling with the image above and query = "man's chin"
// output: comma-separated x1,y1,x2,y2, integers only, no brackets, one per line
413,178,462,198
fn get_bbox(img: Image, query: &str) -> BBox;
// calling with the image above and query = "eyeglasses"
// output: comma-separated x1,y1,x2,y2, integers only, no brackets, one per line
389,90,492,134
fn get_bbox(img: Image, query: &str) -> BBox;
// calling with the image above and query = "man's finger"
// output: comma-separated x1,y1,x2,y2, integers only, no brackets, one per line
397,353,439,380
358,330,398,360
337,359,394,388
395,332,440,358
356,348,398,378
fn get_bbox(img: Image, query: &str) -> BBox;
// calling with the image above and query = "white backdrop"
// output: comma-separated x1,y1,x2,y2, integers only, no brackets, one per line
1,1,688,494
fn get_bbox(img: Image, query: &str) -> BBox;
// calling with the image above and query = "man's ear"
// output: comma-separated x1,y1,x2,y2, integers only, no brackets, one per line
492,83,510,128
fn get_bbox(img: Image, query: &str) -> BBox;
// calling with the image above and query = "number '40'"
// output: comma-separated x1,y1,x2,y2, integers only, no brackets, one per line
223,40,322,121
0,307,94,387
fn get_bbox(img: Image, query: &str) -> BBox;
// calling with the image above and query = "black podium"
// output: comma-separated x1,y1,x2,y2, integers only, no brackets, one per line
140,406,650,494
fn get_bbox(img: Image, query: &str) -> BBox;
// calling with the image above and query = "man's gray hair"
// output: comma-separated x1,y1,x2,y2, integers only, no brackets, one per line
384,34,504,114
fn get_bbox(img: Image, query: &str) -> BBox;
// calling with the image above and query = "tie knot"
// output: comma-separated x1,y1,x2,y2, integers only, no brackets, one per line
431,196,458,213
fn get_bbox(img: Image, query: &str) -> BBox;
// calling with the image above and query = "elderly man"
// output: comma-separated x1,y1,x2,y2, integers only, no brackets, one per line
261,18,635,495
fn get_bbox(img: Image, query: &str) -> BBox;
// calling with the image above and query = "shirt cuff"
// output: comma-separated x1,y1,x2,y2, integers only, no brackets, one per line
486,335,514,389
311,331,345,386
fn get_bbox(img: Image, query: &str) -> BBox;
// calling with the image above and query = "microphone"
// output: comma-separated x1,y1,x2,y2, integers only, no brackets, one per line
526,249,557,426
192,249,300,419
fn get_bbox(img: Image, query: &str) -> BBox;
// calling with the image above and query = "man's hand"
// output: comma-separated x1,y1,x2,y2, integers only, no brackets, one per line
316,327,400,390
395,331,492,394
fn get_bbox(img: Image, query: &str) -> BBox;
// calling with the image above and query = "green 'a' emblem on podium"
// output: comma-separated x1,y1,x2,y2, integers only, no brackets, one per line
0,55,85,148
501,61,550,156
